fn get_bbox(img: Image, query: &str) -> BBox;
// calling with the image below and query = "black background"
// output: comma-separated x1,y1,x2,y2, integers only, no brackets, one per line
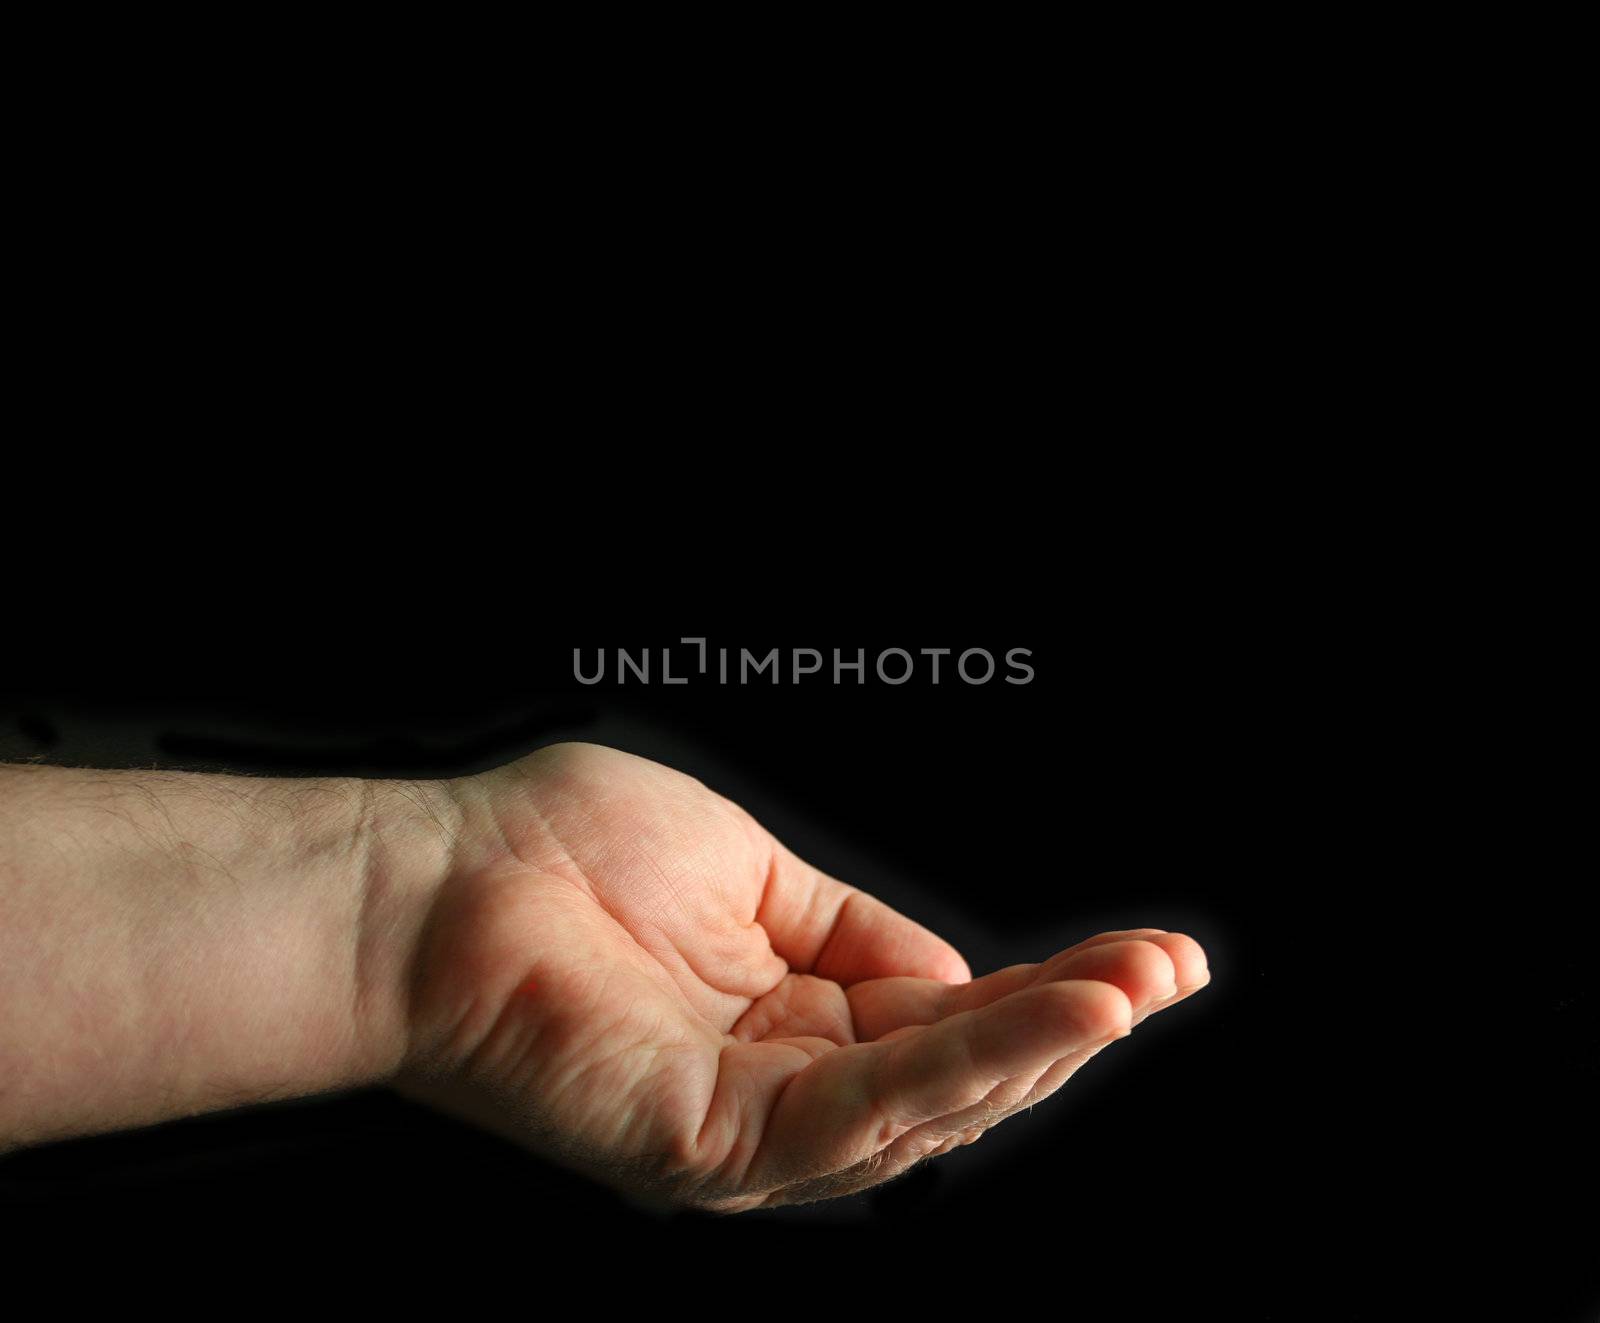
4,34,1588,1311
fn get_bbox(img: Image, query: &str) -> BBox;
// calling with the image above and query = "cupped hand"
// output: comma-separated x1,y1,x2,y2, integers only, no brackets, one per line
401,743,1209,1211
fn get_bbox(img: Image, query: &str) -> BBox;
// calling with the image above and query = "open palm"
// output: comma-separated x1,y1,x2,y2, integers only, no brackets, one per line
403,744,1208,1211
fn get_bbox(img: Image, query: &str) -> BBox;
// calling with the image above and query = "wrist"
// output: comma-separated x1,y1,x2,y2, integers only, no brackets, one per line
346,776,468,1084
382,753,570,1080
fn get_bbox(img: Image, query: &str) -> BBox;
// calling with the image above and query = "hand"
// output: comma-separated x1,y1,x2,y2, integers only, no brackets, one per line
403,743,1211,1211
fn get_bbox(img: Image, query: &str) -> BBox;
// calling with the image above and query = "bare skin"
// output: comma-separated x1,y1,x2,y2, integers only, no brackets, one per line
0,743,1208,1209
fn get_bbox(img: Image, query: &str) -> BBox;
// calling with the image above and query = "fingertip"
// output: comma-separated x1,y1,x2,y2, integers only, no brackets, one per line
1146,931,1209,989
1050,939,1177,1008
1120,939,1180,1002
1041,978,1134,1042
935,946,973,985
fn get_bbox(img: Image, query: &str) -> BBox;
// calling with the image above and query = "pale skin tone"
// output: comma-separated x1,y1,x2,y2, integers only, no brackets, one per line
0,743,1208,1209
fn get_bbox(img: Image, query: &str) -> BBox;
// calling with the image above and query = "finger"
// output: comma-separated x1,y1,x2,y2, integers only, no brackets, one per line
866,942,1213,1169
847,965,1039,1041
1049,939,1176,1007
748,978,1131,1188
858,943,1178,1149
849,930,1192,1040
755,839,969,986
978,947,1211,1124
896,959,1216,1164
1133,966,1211,1027
969,963,1214,1129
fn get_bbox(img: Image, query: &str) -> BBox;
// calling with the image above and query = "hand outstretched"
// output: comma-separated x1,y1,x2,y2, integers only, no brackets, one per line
402,743,1209,1211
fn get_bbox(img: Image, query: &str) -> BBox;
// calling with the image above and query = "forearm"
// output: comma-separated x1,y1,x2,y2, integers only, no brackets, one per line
0,763,457,1148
